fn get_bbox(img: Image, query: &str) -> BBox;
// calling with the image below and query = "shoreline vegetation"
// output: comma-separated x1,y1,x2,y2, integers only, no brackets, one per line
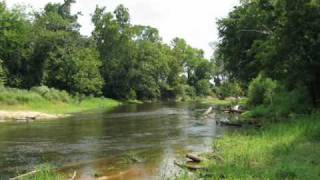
0,86,121,121
0,86,233,122
0,86,236,122
178,113,320,180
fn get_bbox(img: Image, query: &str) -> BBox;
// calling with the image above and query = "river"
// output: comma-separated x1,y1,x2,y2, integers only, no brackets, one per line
0,102,234,179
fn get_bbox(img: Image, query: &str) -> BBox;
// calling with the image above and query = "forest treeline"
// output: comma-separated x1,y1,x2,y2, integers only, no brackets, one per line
1,0,320,109
0,0,214,101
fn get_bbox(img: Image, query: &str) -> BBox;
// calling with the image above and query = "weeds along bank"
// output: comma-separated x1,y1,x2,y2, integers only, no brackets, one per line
178,113,320,180
0,86,121,115
178,75,320,179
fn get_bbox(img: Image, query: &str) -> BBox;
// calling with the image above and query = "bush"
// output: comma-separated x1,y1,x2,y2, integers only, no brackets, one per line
244,76,312,120
174,84,198,101
184,85,196,97
247,74,277,107
30,86,51,96
0,86,77,106
271,86,312,118
214,81,244,99
0,87,44,105
242,105,272,119
0,59,6,86
195,79,211,96
31,86,72,103
128,89,137,100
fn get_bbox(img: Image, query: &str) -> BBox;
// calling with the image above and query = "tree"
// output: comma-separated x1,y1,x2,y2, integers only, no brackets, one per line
1,2,215,101
43,47,104,95
132,40,169,100
171,38,213,96
28,0,82,88
0,2,33,87
195,80,211,96
216,0,320,106
92,5,136,99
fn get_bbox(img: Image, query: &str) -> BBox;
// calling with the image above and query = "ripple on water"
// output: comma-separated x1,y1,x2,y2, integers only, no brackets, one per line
0,103,232,179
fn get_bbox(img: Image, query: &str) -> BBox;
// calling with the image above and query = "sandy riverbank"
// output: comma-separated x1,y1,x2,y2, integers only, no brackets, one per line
0,110,67,122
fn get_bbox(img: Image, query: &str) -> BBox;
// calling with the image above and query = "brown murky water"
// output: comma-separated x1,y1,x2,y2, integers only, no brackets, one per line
0,102,232,179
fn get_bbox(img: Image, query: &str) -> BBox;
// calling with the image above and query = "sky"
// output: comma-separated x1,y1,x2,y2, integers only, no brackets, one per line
6,0,239,58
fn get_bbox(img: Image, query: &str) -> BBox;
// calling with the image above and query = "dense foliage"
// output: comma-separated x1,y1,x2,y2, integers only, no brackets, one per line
0,1,214,101
216,0,320,107
243,75,311,120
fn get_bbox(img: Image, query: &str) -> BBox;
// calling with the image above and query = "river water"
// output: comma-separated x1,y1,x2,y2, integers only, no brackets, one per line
0,102,233,179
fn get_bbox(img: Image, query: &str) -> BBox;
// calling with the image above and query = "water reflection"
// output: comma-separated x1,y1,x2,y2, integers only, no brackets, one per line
0,102,231,179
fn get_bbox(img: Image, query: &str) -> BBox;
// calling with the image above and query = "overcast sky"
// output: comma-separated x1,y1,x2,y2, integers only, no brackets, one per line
6,0,239,58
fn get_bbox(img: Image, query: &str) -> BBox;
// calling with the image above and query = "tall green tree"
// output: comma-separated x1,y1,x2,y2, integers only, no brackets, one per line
44,47,104,95
217,0,320,106
132,36,169,100
28,0,104,95
171,38,213,96
92,5,136,99
0,2,32,87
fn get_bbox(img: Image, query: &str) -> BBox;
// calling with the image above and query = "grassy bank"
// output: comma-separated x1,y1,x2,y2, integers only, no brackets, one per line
197,97,247,107
179,113,320,179
0,87,121,114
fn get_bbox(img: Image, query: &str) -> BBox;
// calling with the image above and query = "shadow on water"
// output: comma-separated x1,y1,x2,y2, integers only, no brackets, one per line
0,102,233,179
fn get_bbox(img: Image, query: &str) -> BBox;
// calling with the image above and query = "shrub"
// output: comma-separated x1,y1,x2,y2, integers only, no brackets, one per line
128,89,137,100
195,79,211,96
0,87,44,105
214,81,244,99
31,86,72,103
30,86,51,96
242,105,271,119
0,59,6,86
247,74,277,107
244,77,312,120
184,85,196,97
174,84,198,101
271,86,312,118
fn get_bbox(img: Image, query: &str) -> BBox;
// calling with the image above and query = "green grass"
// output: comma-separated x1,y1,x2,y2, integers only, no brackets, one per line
199,98,232,106
178,113,320,179
17,165,65,180
0,87,121,114
124,99,144,104
197,97,247,107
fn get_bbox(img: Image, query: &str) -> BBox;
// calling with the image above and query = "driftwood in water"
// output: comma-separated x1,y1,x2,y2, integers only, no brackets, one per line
217,120,243,127
69,171,77,180
186,154,203,163
217,119,263,128
174,161,207,171
10,170,39,180
223,109,245,114
203,106,213,116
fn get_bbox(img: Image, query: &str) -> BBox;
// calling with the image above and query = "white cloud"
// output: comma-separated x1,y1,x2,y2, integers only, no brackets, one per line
6,0,239,58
